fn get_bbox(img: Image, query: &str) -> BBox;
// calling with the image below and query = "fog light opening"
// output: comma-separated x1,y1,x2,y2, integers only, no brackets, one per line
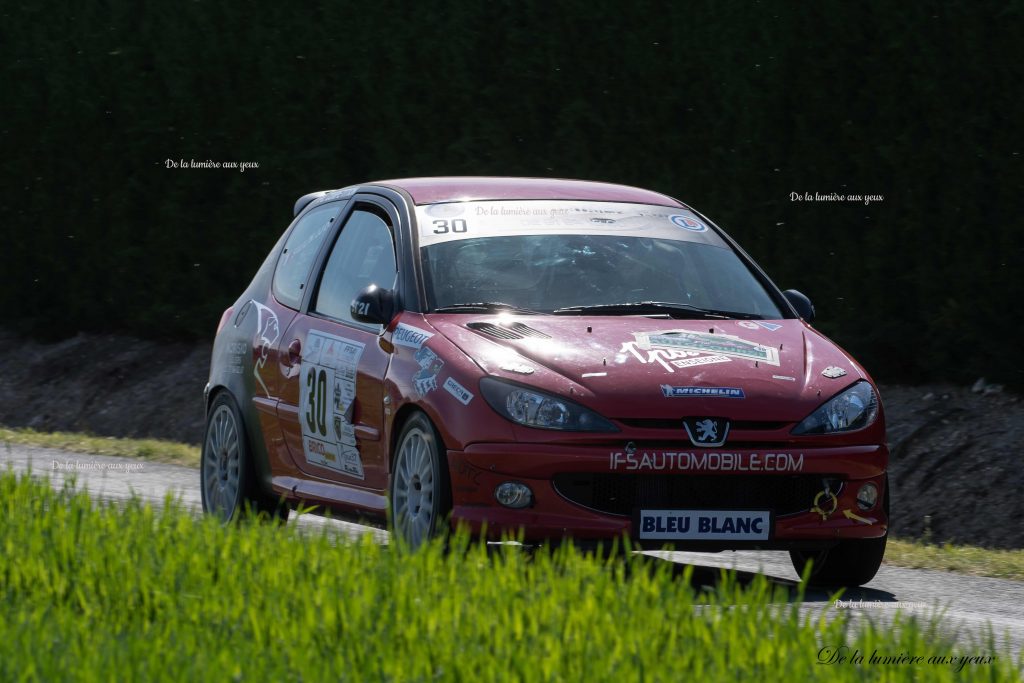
495,482,533,509
856,483,878,511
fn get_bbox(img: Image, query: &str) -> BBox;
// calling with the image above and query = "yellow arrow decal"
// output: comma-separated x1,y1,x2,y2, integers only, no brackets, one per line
843,509,876,525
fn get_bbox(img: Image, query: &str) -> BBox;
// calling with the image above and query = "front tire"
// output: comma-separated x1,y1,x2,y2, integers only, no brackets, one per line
390,412,451,549
790,535,887,587
201,392,288,523
791,478,889,586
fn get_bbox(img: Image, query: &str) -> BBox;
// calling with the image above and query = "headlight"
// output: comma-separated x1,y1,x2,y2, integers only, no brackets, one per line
792,381,879,435
479,378,618,432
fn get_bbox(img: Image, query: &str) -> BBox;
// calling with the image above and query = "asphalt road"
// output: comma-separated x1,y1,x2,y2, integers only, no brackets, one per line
4,445,1022,665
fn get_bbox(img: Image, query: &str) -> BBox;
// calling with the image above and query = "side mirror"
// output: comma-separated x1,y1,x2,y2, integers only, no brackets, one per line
350,285,395,325
783,289,815,323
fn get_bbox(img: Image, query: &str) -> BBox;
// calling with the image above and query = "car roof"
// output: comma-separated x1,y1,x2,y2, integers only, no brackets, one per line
370,176,684,207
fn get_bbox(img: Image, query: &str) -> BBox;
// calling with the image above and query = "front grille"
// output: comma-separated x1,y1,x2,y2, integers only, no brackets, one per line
467,321,551,340
615,418,789,431
552,473,838,517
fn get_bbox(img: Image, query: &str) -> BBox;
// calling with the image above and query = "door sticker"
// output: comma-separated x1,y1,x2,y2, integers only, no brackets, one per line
300,330,366,479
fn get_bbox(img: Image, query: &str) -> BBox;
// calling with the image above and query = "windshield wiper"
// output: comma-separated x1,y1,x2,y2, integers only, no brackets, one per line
551,301,762,319
431,302,542,315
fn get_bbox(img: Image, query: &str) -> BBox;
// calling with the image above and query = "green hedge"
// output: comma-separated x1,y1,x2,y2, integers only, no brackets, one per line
2,1,1021,386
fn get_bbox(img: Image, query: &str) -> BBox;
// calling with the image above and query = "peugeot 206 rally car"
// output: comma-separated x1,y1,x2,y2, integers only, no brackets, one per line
202,177,889,585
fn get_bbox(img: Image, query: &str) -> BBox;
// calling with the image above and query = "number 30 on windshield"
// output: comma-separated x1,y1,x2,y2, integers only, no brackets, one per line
432,219,468,234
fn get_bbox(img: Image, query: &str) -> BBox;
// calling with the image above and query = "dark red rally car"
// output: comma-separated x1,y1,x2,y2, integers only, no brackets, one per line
202,177,889,585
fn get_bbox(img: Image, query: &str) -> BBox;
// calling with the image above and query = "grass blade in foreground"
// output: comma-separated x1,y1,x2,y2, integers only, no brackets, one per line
0,472,1018,681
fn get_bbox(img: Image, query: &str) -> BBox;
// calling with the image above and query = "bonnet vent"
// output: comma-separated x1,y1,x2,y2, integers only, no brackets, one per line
467,322,551,340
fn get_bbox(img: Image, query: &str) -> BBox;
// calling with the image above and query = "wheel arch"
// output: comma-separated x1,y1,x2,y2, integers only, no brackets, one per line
203,384,276,500
389,404,453,494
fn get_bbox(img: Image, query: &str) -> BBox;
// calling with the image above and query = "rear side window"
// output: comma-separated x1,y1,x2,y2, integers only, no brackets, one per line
272,203,343,309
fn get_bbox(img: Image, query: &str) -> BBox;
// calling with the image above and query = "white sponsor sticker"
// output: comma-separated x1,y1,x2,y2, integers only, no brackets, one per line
393,323,434,349
300,330,366,479
638,510,770,540
442,377,474,405
671,354,731,369
634,330,781,366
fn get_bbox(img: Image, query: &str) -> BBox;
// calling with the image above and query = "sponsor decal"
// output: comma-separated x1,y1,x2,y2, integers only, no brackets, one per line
609,450,805,472
821,366,847,379
251,301,280,397
442,377,474,405
618,342,730,373
413,347,445,396
634,330,781,366
638,510,770,541
740,320,782,332
661,385,745,399
226,341,246,375
299,330,366,479
672,354,731,369
669,214,708,232
392,323,434,349
425,203,465,218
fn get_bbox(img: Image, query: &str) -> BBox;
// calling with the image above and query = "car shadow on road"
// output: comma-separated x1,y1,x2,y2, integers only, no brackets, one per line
631,553,898,604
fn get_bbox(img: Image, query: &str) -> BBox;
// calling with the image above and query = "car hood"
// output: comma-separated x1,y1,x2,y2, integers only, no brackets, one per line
426,315,869,422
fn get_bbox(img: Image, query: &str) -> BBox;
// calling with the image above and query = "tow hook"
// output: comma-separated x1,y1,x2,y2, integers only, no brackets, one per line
811,479,839,520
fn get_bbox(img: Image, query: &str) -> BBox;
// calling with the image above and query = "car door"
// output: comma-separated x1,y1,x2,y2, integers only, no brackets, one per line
276,199,399,497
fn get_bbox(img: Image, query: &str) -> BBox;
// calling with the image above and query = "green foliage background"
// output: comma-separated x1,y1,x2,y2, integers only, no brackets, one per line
1,1,1021,386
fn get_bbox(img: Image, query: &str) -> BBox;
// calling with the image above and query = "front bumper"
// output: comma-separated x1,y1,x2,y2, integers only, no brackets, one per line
447,442,888,549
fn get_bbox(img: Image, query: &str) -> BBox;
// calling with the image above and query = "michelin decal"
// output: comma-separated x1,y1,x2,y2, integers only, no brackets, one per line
661,385,744,398
299,330,366,479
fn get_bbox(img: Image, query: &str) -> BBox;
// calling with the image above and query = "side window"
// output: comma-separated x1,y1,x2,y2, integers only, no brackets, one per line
272,203,343,309
313,208,397,326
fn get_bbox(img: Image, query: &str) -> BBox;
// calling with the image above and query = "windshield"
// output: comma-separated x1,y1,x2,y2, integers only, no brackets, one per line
417,201,784,318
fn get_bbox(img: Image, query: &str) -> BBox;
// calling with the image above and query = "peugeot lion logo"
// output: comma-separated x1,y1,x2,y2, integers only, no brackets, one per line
683,417,730,448
695,419,718,442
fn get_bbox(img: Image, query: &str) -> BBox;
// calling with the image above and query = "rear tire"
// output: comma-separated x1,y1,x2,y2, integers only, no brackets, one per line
201,392,289,523
389,412,451,549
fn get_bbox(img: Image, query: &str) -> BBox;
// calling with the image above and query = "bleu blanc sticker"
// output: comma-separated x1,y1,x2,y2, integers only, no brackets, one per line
638,510,770,541
393,323,434,350
661,385,745,398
